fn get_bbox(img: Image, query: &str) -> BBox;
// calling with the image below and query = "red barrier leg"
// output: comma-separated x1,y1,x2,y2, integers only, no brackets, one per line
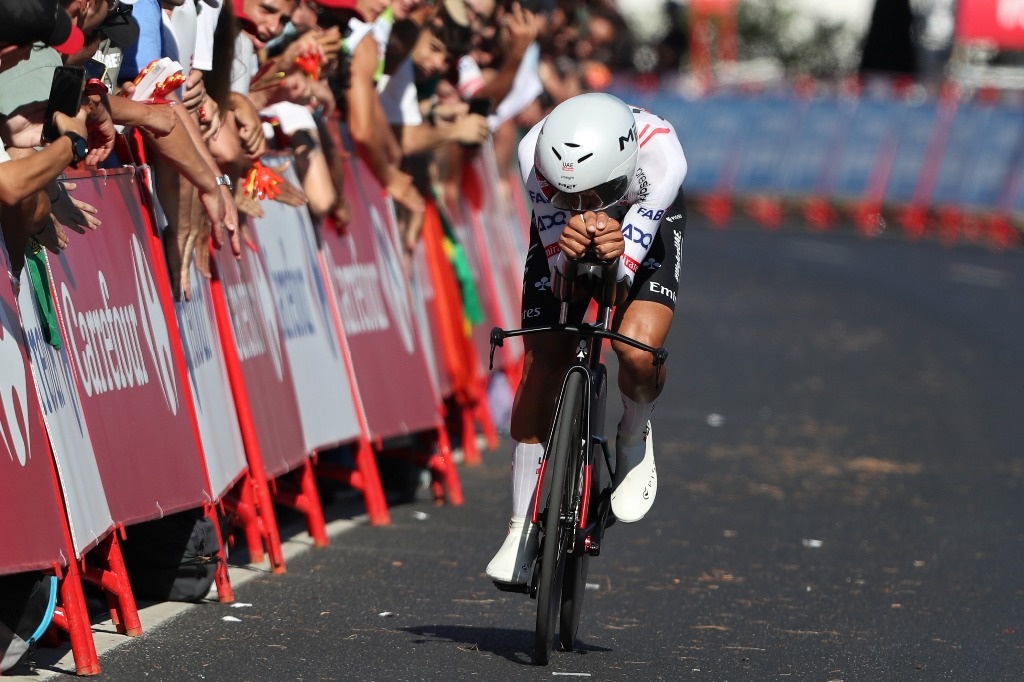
474,376,500,452
51,561,100,676
431,425,464,506
209,271,287,575
205,503,234,603
272,459,329,548
314,437,392,526
80,531,142,637
460,401,482,466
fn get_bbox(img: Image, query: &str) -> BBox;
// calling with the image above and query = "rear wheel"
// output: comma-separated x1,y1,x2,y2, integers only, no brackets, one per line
534,372,586,665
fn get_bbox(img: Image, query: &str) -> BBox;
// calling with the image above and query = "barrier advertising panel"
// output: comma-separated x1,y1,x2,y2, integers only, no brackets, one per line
777,97,849,199
732,96,799,196
250,161,361,453
932,102,988,207
319,158,440,440
213,231,307,479
950,105,1023,209
17,267,112,558
49,169,211,525
883,102,940,206
175,263,248,498
829,98,901,202
0,241,69,573
671,94,747,194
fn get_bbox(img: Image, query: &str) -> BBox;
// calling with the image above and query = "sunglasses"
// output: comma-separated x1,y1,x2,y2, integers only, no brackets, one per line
105,0,134,26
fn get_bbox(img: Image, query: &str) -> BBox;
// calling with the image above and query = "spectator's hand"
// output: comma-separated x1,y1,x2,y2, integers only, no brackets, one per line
385,170,424,215
308,79,335,117
34,217,69,255
452,113,490,145
433,100,469,122
230,95,266,160
2,102,47,147
220,183,242,257
235,182,265,218
182,70,207,114
197,183,227,249
53,109,88,141
50,182,101,234
502,2,540,61
83,100,115,166
277,72,314,105
270,174,305,205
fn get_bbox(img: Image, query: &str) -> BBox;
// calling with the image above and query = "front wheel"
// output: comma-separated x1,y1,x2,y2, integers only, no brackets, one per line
559,452,600,651
534,372,586,665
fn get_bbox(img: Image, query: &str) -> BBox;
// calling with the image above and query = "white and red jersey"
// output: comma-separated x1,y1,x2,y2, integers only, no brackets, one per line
518,105,687,285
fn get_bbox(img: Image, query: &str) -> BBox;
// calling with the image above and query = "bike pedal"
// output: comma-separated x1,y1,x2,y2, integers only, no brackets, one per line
492,580,530,594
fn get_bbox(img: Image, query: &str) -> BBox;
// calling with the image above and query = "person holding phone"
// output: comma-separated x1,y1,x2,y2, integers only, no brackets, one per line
0,0,92,266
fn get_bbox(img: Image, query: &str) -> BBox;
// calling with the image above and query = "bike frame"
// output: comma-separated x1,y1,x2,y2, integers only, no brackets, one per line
488,260,668,557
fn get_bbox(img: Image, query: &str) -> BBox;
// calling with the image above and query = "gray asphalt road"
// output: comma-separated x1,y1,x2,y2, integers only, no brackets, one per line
36,219,1024,681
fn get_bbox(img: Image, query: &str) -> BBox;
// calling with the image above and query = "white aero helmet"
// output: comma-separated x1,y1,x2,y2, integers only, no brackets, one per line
534,92,639,212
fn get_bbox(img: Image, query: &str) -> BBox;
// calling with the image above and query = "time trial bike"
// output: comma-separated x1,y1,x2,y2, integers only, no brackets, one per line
489,256,667,665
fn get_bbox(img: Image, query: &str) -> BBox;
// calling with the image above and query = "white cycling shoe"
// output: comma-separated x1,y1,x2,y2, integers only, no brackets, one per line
610,422,657,523
486,516,538,585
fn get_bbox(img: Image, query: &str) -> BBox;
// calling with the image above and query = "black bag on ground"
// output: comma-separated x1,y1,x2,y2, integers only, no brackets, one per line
120,509,221,603
0,571,58,673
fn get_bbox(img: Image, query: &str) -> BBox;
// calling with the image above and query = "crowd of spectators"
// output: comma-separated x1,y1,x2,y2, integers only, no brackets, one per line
0,0,636,289
0,0,637,669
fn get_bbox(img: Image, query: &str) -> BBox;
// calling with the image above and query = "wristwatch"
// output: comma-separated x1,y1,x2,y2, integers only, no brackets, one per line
215,174,233,190
63,131,88,165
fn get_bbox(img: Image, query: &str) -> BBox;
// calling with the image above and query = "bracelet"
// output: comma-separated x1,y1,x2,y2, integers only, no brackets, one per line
215,174,233,190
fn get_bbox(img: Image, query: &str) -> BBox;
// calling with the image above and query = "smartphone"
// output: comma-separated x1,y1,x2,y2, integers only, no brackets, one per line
41,66,86,143
468,97,492,117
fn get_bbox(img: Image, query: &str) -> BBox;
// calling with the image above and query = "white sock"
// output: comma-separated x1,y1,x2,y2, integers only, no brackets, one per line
618,395,656,446
511,440,544,518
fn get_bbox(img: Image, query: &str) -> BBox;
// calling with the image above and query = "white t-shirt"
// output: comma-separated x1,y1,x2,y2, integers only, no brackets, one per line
376,57,421,125
193,2,222,72
458,44,543,131
518,105,688,285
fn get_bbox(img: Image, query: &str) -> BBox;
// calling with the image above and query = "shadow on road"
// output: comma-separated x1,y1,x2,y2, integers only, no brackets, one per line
401,624,612,665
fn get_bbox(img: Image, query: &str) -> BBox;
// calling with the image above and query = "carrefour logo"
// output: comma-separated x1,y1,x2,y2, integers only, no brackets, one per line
60,234,178,415
369,204,415,355
0,304,30,466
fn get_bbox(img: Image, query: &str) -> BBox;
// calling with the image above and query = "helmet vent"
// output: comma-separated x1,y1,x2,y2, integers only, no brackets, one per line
578,153,593,162
550,147,562,160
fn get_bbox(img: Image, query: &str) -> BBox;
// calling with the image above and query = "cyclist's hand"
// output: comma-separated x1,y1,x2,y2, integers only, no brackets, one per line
560,212,594,259
590,212,623,261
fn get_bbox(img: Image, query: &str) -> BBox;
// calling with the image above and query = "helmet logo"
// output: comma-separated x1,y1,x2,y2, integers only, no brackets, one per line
562,162,573,172
618,125,637,151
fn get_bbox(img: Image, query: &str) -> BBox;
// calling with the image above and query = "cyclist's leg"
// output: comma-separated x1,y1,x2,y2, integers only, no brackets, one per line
607,192,685,522
488,224,580,584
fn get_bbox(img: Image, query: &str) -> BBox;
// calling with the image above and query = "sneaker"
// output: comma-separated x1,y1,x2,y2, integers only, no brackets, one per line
610,421,656,523
485,516,538,585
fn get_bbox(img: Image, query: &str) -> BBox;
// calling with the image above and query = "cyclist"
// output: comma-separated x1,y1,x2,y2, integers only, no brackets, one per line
486,92,687,585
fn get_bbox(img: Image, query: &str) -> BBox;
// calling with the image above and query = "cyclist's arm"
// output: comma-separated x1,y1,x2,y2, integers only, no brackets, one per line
616,134,687,285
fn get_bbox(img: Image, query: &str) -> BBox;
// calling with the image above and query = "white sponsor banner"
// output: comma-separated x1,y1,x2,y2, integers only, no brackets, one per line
17,269,113,557
174,263,248,498
251,161,361,451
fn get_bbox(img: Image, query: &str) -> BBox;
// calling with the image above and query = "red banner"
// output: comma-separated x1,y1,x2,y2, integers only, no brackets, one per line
319,158,440,440
50,169,210,526
0,239,68,573
956,0,1024,49
212,230,307,479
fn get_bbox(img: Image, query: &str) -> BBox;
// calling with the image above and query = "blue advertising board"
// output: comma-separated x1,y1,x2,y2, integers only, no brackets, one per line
883,101,940,206
829,97,903,201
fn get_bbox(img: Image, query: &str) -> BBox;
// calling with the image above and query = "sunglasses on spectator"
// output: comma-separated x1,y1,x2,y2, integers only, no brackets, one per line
106,0,133,26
